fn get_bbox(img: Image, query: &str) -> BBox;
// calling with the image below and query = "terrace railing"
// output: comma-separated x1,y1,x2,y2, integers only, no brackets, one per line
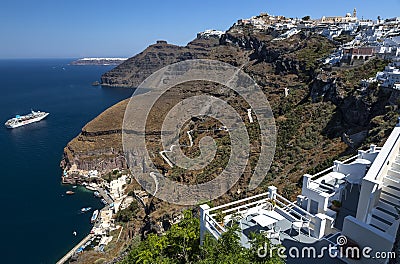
311,155,358,180
200,189,318,243
201,192,271,241
274,193,317,228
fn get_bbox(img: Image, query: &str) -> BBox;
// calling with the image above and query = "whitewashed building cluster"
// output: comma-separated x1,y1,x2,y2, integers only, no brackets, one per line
227,9,399,68
200,119,400,264
377,64,400,90
197,29,225,39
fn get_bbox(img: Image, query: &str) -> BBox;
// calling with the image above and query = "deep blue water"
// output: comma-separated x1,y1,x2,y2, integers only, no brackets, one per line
0,59,134,263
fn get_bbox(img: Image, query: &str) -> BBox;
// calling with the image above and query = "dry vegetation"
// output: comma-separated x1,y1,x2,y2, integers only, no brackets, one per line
63,28,400,263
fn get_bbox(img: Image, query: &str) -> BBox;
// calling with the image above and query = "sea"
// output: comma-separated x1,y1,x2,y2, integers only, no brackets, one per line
0,59,135,263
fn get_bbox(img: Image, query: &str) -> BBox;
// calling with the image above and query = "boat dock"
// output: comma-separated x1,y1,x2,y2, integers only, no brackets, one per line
56,234,94,264
56,185,115,263
96,187,113,205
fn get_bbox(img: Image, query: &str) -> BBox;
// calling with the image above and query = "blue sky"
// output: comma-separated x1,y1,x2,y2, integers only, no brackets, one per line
0,0,399,58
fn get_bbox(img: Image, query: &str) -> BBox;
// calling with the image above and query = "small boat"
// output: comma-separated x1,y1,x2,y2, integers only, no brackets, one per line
85,185,97,191
72,185,77,189
91,210,99,223
93,191,101,198
81,207,92,213
66,191,75,195
73,231,77,236
101,198,107,205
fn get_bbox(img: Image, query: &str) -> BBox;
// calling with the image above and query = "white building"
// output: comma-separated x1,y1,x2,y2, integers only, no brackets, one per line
324,49,343,65
274,28,301,41
358,20,375,27
197,29,225,39
339,22,358,34
378,65,400,88
320,25,343,40
109,175,129,199
88,170,99,178
200,119,400,264
376,46,400,61
320,9,358,24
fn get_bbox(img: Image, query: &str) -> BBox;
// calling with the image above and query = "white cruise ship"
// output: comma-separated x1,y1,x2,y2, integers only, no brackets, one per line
5,110,49,128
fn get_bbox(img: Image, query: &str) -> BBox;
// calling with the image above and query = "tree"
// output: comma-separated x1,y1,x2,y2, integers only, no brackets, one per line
302,16,311,21
116,201,139,222
120,210,284,264
122,210,200,264
164,210,201,263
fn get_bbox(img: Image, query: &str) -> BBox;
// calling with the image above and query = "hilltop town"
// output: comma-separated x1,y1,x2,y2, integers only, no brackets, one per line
200,9,400,89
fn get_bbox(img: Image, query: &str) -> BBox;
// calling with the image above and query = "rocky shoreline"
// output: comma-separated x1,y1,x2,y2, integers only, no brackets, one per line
60,19,399,263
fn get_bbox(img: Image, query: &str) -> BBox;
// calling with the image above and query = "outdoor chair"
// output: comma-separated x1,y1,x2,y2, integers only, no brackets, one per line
290,219,311,240
261,226,281,243
344,174,363,200
238,202,269,222
358,150,378,163
346,174,362,192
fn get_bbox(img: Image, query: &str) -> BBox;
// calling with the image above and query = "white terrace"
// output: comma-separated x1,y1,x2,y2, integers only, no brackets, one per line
200,119,400,264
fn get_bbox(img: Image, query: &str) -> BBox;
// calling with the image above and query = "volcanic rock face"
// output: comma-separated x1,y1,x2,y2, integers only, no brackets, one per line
101,38,220,88
61,99,129,174
221,30,322,76
64,24,398,205
309,73,340,104
60,26,400,263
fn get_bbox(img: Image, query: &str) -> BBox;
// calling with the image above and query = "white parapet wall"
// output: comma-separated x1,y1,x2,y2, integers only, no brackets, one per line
302,174,331,213
356,124,400,222
342,216,395,264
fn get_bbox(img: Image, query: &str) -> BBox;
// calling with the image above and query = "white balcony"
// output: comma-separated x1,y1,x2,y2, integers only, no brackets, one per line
299,144,381,228
199,186,345,263
199,119,400,264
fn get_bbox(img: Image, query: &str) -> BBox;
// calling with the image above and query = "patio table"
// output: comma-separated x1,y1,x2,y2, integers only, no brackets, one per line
327,171,346,185
252,211,285,228
353,158,372,166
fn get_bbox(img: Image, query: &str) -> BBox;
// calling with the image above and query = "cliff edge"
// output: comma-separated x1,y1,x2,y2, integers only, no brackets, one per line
61,99,129,180
62,26,398,197
60,19,400,264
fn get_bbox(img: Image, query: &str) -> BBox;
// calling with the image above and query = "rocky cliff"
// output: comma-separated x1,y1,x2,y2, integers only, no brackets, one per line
65,23,400,194
61,99,129,175
60,22,400,264
62,24,400,247
100,38,222,87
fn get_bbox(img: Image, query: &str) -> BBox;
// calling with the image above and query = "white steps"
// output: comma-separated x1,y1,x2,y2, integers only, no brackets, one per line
387,169,400,179
368,154,400,233
384,175,400,186
376,201,398,216
369,217,390,232
391,161,400,172
381,185,400,200
371,208,397,222
380,193,400,208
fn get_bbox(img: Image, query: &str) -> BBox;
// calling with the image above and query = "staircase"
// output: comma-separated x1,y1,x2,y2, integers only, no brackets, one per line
368,156,400,232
